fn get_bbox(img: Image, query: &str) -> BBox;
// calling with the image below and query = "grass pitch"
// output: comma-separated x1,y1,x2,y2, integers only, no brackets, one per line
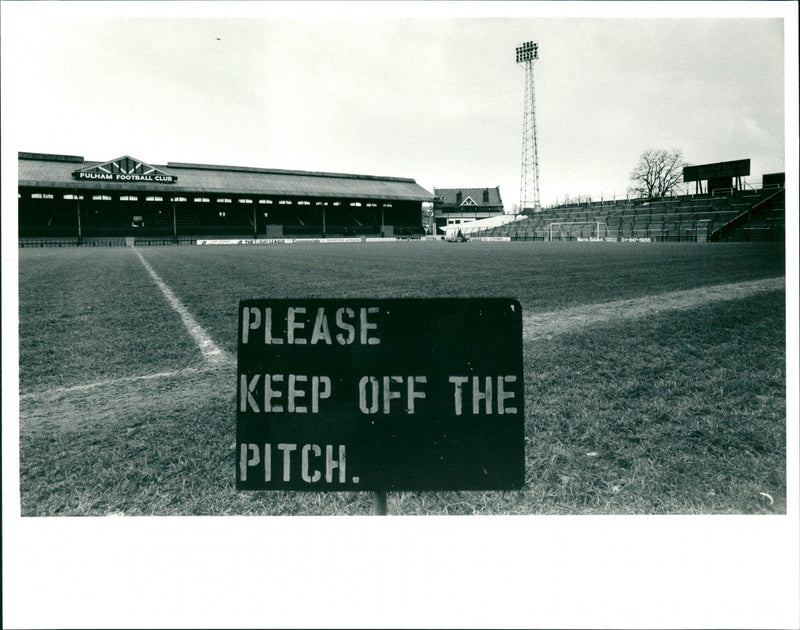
17,241,786,515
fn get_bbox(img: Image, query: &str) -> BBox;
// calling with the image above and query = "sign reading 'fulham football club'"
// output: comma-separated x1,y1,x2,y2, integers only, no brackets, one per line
72,155,177,184
236,298,525,492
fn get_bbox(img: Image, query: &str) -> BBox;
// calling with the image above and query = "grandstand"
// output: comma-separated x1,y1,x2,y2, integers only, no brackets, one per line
17,152,432,246
463,183,785,243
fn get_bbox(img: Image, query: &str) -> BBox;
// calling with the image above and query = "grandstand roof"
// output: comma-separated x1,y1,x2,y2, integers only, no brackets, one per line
434,187,503,208
18,152,433,202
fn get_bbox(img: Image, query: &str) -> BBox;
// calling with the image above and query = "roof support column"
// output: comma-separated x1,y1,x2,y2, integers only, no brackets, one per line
173,199,178,244
75,192,82,246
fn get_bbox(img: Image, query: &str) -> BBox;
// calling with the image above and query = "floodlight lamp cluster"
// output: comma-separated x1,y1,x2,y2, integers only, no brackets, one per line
515,41,538,63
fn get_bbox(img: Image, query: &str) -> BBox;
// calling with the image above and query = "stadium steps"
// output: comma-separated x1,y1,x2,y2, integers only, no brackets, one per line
679,221,698,239
710,187,785,242
710,198,729,212
662,222,679,240
138,212,200,228
618,219,634,238
347,211,364,227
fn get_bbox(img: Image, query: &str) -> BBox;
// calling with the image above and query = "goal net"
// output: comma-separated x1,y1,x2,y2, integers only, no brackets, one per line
548,221,610,241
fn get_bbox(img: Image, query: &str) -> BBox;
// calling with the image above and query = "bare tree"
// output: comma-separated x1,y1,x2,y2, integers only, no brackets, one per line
421,201,435,234
628,148,685,198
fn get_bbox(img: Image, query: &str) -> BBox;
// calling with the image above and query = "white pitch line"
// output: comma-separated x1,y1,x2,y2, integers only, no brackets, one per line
19,364,232,400
522,276,785,340
133,247,232,365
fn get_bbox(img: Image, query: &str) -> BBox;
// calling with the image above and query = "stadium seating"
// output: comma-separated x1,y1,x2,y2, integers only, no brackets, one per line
466,186,784,242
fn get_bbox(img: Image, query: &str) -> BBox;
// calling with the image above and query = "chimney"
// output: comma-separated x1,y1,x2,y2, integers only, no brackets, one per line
456,191,462,205
483,188,490,203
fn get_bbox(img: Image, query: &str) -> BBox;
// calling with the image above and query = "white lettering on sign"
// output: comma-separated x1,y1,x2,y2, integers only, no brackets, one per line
358,376,428,414
265,374,284,412
448,376,468,415
472,376,493,414
311,308,332,344
278,443,297,481
448,375,518,415
326,444,346,483
301,444,322,483
359,307,379,345
239,374,332,413
239,443,350,484
240,444,260,481
75,172,175,183
287,307,306,344
335,308,355,344
241,306,380,345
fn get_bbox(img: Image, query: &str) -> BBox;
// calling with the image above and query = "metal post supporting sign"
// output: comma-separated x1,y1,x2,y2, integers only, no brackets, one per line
373,491,388,516
235,298,525,511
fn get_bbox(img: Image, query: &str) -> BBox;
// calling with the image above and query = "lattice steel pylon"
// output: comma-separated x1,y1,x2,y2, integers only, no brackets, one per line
516,40,541,212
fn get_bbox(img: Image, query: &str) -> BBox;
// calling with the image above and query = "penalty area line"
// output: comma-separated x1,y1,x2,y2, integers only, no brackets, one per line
133,247,232,366
19,364,233,401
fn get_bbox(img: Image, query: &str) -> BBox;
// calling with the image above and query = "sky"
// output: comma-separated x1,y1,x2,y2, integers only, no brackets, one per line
1,2,793,210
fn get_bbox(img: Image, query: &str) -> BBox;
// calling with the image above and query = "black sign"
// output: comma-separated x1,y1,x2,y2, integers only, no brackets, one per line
236,298,524,492
683,159,750,182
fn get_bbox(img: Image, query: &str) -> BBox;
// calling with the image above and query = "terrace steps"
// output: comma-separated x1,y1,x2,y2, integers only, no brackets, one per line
466,187,784,242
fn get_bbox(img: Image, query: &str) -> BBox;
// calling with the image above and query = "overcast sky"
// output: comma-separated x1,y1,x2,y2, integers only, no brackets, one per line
2,3,793,209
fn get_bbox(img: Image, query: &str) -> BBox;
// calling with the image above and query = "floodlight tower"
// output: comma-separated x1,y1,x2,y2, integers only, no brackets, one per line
516,40,541,212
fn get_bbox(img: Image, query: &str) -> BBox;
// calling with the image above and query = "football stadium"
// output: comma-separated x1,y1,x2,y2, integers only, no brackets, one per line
18,152,785,246
17,150,786,515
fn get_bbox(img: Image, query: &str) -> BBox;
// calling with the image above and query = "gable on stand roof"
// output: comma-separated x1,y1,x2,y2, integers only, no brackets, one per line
433,187,503,207
73,155,177,183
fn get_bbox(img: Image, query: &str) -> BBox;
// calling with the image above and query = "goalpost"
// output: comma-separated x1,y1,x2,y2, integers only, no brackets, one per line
548,221,609,241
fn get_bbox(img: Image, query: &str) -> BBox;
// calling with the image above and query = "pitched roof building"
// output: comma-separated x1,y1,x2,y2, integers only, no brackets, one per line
18,152,433,243
19,153,433,201
432,187,504,232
